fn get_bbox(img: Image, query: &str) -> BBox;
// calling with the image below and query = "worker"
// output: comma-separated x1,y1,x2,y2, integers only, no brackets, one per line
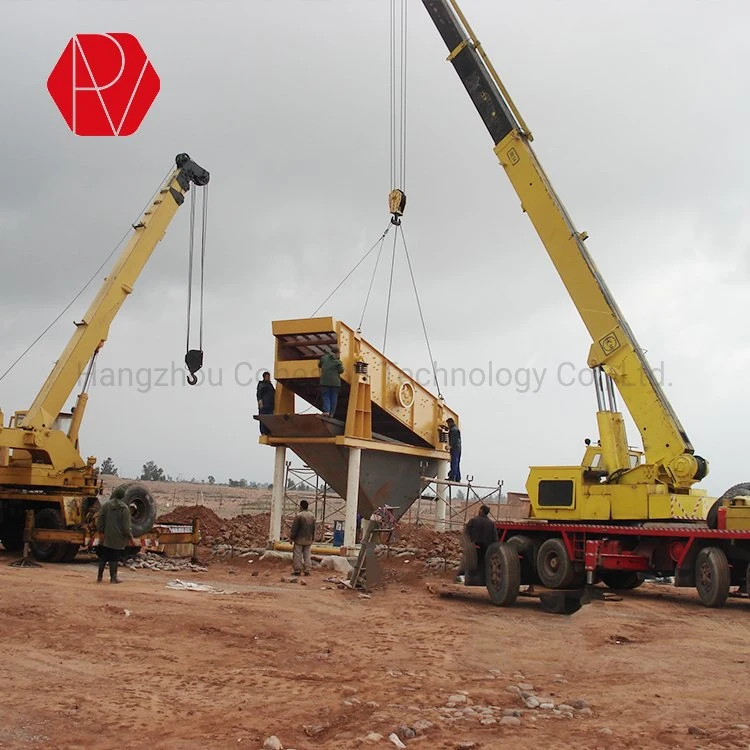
446,417,462,482
95,487,135,584
256,370,275,435
289,499,316,576
318,345,344,417
456,504,498,583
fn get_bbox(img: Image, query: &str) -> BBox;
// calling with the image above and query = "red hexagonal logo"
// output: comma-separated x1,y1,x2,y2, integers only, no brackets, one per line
47,33,160,136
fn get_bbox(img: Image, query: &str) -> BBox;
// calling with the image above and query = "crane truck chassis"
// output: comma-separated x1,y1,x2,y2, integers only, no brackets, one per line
421,0,750,610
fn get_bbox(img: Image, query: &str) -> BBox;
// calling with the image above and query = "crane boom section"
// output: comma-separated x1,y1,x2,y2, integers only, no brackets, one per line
24,156,209,431
422,0,696,474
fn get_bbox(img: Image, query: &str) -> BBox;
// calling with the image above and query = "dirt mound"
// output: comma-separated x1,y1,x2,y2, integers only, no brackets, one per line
394,524,463,560
156,505,223,541
213,512,271,548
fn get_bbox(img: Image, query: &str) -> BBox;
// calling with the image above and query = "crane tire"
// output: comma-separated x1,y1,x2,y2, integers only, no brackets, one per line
506,534,540,584
30,508,68,563
695,546,730,608
706,482,750,529
123,484,157,538
484,542,520,607
536,537,576,589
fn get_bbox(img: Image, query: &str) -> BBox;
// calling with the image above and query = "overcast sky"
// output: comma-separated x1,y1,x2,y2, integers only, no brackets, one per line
1,0,749,500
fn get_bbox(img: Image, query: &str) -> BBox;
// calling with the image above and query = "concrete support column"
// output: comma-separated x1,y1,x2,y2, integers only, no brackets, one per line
344,447,362,548
269,446,286,543
435,459,449,532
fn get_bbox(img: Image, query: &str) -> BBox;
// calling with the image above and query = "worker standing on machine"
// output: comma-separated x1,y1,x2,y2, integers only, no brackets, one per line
446,417,462,482
318,346,344,417
256,371,275,435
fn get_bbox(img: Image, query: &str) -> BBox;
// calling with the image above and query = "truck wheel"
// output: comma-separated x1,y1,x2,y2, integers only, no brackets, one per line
0,520,24,552
695,547,730,607
600,571,643,590
506,534,539,584
60,543,80,562
30,508,67,563
484,542,520,606
706,482,750,529
123,484,156,537
537,537,576,589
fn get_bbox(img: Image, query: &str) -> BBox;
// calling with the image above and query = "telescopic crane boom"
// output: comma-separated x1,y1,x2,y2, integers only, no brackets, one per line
421,0,710,521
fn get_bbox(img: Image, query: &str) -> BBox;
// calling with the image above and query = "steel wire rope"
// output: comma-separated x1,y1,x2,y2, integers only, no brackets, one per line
185,186,197,350
382,228,399,353
199,185,209,349
0,162,175,384
357,230,389,332
309,223,392,318
399,224,443,399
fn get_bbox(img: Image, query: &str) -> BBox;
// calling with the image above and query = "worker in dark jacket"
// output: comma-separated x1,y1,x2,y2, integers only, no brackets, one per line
446,417,462,482
256,371,275,435
289,499,316,576
456,504,498,583
95,487,135,584
318,346,344,417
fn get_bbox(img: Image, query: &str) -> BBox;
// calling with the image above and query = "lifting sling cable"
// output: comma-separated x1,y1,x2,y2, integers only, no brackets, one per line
0,163,175,385
185,184,208,385
399,223,443,399
309,223,392,318
382,228,399,354
357,230,389,332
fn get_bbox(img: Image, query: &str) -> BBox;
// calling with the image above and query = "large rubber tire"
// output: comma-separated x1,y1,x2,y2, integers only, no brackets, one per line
706,482,750,529
60,543,80,563
122,484,156,537
30,508,67,563
0,520,25,552
600,570,643,590
537,537,577,589
695,546,730,608
484,542,520,606
506,534,539,584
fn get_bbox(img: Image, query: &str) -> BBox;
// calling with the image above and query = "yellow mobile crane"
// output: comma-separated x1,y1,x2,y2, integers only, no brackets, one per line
0,154,209,562
422,1,750,607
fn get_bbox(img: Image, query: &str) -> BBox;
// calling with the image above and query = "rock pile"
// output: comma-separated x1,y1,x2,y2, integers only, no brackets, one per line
125,552,208,573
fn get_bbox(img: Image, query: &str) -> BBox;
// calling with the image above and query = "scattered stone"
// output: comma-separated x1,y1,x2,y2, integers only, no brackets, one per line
280,576,299,584
569,699,588,710
599,728,613,735
366,701,380,709
557,704,574,713
517,683,534,692
455,742,477,750
388,733,407,748
687,726,707,737
359,593,372,599
732,724,749,731
505,685,521,695
500,716,521,727
411,719,433,734
578,708,593,717
251,571,259,577
263,737,283,750
448,694,468,705
502,709,521,718
396,725,416,740
125,552,208,573
365,732,384,743
263,570,270,577
524,697,540,709
303,725,325,737
539,703,555,710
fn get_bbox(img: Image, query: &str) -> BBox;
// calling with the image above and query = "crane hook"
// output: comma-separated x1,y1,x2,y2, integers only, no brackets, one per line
185,349,203,386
